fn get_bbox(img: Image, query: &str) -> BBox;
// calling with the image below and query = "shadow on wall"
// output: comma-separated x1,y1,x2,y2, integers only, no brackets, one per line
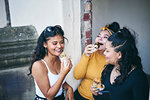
0,66,35,100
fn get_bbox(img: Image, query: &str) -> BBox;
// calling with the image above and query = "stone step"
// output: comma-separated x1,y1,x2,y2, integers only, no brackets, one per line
0,40,37,54
0,25,38,70
0,49,32,60
0,57,31,70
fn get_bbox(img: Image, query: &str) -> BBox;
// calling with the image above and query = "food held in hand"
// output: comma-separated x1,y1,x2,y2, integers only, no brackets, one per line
93,42,103,52
93,78,105,91
60,52,68,67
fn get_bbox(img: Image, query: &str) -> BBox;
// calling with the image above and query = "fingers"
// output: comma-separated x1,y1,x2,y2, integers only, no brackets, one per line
65,95,69,100
67,58,72,69
84,44,95,56
90,85,98,96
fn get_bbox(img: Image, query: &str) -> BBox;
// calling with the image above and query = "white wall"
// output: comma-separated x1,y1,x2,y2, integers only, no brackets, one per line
0,0,7,27
62,0,81,91
92,0,150,74
9,0,63,34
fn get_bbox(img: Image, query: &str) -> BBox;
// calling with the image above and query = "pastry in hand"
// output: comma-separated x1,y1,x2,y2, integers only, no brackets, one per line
93,42,103,52
60,52,68,67
93,78,105,91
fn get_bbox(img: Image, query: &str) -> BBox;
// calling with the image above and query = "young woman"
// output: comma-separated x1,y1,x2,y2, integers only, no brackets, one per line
28,25,74,100
91,27,149,100
74,22,120,100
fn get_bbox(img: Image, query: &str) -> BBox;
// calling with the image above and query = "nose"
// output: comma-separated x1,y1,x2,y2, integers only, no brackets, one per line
57,43,61,48
98,36,102,41
104,50,106,56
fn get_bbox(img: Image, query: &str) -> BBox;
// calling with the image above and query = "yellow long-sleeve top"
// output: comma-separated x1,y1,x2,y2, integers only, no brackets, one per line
74,51,107,100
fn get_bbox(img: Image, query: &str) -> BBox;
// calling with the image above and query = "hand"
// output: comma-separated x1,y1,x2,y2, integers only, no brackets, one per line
90,85,99,96
84,44,95,57
65,86,74,100
60,57,72,76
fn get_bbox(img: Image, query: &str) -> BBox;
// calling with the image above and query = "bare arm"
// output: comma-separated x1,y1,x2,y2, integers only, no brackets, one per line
63,82,74,100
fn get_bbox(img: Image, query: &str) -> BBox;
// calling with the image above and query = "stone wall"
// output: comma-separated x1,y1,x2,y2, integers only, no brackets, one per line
0,25,38,99
0,25,38,70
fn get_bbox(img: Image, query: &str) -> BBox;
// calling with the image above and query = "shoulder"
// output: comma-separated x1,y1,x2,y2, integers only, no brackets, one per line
32,60,48,76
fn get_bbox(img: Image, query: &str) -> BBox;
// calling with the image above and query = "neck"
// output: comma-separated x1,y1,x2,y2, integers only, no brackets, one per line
97,50,105,55
44,54,59,64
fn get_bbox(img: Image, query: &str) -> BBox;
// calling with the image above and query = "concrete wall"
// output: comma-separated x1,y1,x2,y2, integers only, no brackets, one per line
9,0,63,34
0,0,7,27
92,0,150,74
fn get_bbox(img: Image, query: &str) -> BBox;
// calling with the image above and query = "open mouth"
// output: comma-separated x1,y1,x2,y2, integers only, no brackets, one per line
99,42,103,45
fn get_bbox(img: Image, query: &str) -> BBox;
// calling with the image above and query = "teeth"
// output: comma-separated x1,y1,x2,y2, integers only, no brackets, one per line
55,49,61,52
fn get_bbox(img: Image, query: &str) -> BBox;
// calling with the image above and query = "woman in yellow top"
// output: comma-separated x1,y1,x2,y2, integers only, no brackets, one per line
74,22,120,100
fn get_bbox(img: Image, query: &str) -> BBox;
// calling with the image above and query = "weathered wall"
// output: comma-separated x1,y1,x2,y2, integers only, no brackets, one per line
92,0,150,74
0,0,7,27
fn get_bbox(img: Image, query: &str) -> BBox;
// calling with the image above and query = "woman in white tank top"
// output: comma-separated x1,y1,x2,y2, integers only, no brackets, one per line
28,25,74,100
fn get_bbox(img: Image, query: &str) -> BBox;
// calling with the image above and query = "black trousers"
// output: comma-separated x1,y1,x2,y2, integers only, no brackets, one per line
74,89,88,100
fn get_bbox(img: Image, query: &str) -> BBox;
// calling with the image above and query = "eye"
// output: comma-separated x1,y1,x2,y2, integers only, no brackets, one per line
60,40,64,44
52,41,57,45
105,49,109,53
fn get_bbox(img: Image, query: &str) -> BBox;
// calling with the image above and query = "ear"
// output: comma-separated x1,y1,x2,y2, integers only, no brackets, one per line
43,42,47,48
117,51,122,59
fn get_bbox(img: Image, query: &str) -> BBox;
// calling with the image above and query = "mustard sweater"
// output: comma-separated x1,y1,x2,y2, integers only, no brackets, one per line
74,51,107,100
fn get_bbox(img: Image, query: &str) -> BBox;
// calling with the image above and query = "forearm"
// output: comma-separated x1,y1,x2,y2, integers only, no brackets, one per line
74,53,90,79
63,82,73,91
46,74,66,99
63,82,74,100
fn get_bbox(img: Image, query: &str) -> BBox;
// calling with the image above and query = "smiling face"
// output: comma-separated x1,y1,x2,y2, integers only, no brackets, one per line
104,41,122,66
43,34,64,56
95,30,111,50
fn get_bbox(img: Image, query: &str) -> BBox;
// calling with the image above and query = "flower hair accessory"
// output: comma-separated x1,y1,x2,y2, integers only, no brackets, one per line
101,25,113,35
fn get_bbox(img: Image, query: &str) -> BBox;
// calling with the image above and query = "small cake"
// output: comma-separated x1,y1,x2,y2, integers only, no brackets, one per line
93,42,103,52
93,78,105,91
60,52,66,59
60,52,68,67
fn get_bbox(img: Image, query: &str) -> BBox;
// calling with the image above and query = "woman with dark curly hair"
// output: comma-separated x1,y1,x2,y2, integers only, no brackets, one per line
91,27,149,100
74,22,120,100
28,25,74,100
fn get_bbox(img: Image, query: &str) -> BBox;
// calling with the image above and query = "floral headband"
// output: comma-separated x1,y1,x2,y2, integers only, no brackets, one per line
101,25,113,35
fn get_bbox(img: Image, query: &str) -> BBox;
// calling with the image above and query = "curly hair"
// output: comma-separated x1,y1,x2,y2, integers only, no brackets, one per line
102,27,142,85
28,25,67,75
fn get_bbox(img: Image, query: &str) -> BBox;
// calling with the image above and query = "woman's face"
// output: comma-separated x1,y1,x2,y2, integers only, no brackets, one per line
104,41,121,65
95,30,110,50
44,34,64,56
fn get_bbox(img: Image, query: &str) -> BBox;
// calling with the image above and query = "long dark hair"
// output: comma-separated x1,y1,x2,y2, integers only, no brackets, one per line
102,27,142,85
28,25,66,75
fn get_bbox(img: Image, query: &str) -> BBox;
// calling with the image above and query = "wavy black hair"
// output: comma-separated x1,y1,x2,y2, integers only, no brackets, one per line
102,27,142,85
28,25,67,75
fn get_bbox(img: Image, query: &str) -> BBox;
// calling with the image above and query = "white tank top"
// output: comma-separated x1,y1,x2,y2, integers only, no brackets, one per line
34,58,65,98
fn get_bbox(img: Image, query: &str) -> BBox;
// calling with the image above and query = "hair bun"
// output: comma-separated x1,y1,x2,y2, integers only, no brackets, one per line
108,22,120,33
